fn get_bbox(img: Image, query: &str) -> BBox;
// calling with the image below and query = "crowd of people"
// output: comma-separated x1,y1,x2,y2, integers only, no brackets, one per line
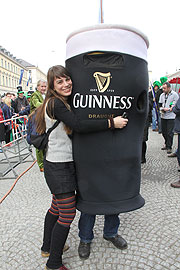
144,77,180,188
0,87,31,152
1,70,180,270
0,80,46,156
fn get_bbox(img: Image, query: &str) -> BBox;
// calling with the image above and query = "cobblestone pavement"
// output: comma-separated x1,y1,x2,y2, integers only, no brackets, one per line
0,130,180,270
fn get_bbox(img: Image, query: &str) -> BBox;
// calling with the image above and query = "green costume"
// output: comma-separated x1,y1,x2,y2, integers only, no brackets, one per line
30,90,44,169
30,90,44,113
35,148,44,170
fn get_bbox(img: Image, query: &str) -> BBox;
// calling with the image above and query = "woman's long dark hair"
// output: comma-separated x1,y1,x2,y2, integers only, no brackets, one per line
34,65,72,134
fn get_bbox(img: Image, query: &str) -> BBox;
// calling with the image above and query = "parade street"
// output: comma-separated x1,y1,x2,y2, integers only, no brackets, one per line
0,129,180,270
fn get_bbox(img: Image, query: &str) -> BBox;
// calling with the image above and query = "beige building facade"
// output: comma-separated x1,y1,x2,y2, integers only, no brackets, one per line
0,47,28,95
0,46,46,96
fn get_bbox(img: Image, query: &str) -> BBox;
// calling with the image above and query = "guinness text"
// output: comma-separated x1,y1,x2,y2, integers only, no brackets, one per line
73,93,134,110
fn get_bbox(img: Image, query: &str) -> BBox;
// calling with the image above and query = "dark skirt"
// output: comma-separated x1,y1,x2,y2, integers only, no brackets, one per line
43,159,77,195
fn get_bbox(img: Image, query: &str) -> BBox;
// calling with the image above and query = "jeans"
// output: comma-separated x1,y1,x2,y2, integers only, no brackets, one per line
152,108,157,130
158,111,162,133
78,213,120,243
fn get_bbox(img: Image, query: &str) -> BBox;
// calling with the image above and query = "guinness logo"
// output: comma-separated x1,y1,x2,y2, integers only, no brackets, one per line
93,72,111,93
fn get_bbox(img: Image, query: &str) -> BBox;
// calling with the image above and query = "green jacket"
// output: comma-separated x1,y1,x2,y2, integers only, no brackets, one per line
30,90,44,113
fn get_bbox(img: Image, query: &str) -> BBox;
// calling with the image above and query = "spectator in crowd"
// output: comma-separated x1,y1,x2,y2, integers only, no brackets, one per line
5,92,12,99
27,91,32,104
11,93,16,110
150,81,163,132
30,80,47,172
30,80,46,112
6,92,17,112
0,95,5,107
159,82,179,154
14,86,29,113
11,93,16,100
18,92,32,116
0,100,5,152
2,97,14,144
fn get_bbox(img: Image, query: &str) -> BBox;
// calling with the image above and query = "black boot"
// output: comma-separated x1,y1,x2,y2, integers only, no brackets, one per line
103,234,127,249
78,241,91,259
41,210,58,253
46,223,70,269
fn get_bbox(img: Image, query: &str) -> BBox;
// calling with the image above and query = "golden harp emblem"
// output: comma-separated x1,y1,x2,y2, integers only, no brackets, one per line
93,72,111,93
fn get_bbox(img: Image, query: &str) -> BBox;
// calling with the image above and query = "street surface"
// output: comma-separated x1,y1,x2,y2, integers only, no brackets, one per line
0,129,180,270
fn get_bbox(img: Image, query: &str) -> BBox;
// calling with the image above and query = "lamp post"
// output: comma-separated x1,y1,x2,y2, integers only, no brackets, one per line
100,0,104,23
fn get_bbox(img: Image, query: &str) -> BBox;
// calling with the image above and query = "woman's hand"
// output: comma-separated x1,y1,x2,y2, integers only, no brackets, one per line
113,116,128,129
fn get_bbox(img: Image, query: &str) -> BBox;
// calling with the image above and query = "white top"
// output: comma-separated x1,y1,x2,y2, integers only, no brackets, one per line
66,24,149,61
45,109,73,163
159,90,179,120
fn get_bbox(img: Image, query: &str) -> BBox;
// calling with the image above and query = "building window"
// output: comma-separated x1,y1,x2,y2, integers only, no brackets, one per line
5,61,7,69
9,78,11,87
12,78,14,88
6,77,8,86
8,63,10,70
1,59,3,67
11,64,13,71
2,76,4,86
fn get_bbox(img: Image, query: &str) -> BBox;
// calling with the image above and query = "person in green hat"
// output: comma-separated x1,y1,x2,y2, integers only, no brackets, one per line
159,82,179,154
150,81,163,133
26,92,32,104
14,86,29,113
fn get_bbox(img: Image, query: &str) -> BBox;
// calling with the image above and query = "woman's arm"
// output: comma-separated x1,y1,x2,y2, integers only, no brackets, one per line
54,98,128,133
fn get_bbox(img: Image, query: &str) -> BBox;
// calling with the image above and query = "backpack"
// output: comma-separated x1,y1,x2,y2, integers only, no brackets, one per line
26,115,59,150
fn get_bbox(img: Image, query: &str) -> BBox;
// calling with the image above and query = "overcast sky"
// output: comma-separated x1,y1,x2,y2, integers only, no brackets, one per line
1,0,180,81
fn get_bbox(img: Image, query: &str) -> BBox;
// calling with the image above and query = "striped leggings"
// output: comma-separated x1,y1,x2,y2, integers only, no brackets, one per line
41,191,76,256
49,192,76,227
44,192,76,268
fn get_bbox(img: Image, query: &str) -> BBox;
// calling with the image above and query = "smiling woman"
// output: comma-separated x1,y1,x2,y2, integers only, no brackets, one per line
31,64,128,270
54,76,72,97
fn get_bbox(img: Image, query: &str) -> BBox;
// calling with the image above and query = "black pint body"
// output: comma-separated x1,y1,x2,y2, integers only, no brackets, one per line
66,25,149,214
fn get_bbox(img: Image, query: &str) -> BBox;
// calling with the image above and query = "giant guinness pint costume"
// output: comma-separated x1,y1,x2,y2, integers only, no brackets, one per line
66,24,149,215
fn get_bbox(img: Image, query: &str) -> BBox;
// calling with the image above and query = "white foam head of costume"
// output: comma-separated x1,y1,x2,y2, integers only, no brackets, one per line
66,24,149,61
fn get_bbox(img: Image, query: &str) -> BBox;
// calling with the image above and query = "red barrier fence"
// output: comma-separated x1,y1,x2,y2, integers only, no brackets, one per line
0,116,35,179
